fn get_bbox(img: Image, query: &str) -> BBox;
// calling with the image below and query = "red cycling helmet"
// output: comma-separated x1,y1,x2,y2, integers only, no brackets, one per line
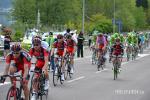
32,35,42,44
57,34,63,39
116,38,120,42
11,43,22,52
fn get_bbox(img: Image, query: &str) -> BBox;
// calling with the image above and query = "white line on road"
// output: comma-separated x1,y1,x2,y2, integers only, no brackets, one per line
122,54,150,65
95,68,108,74
0,82,11,86
67,76,85,83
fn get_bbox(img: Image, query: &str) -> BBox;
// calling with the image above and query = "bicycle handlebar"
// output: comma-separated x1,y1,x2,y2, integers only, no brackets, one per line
2,74,23,79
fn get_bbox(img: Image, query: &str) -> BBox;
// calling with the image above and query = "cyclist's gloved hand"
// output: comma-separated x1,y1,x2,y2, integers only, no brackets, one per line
0,76,6,83
23,78,28,84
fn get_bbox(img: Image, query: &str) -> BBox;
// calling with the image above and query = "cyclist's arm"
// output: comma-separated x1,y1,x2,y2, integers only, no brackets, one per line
4,55,11,75
74,41,77,53
103,36,107,49
43,50,49,71
23,64,29,79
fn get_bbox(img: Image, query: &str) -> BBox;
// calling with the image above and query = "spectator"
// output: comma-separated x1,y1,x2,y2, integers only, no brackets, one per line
77,31,85,58
4,34,11,59
88,35,92,48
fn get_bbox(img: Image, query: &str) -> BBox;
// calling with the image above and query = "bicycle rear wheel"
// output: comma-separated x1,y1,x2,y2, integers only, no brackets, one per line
58,67,64,84
64,62,69,80
29,74,35,100
53,67,59,86
113,65,117,80
6,86,19,100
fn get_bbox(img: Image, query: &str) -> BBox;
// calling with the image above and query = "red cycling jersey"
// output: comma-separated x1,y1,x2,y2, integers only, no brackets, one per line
53,41,67,56
66,39,76,54
29,47,49,69
112,44,123,55
6,52,31,74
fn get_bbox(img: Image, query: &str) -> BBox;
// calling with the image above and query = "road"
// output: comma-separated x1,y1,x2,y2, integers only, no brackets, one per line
0,47,150,100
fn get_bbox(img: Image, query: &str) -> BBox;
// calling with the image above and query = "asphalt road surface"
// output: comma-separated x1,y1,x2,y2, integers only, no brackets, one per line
0,47,150,100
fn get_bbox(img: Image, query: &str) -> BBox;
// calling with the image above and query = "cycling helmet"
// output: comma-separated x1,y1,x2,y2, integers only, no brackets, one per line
57,34,63,39
32,35,42,44
98,33,103,37
66,34,72,39
115,38,120,42
114,33,119,38
11,43,22,52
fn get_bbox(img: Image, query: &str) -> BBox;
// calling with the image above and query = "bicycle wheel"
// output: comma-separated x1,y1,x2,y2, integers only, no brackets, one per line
29,74,34,99
64,62,69,80
6,86,19,100
113,60,118,80
67,62,73,79
44,90,48,100
113,65,117,80
58,67,64,84
53,66,59,86
92,52,96,64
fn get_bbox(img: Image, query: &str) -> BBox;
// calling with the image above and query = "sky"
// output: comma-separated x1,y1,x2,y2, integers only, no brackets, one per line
0,0,12,26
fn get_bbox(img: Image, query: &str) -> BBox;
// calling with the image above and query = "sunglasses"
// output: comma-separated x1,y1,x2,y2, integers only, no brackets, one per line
57,38,63,40
13,52,20,55
33,44,39,46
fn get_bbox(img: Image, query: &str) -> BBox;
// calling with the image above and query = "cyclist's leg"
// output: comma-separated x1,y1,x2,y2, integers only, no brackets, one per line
32,67,41,93
70,52,74,74
9,63,18,82
51,54,55,71
22,76,29,100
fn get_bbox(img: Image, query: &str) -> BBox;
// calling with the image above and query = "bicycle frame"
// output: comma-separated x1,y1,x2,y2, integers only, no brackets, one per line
53,55,64,86
97,49,104,71
112,55,122,80
30,70,47,99
2,74,23,100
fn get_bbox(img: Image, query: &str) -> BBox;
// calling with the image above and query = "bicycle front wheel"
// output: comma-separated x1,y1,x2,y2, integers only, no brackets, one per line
6,86,19,100
53,66,59,86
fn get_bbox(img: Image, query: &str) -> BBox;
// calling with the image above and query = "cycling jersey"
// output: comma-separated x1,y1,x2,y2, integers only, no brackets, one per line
66,39,76,54
53,41,67,56
111,43,124,56
96,36,107,49
6,51,31,74
29,47,49,68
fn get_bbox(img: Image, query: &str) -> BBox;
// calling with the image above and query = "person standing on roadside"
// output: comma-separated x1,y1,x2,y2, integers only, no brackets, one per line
4,34,11,59
77,32,85,58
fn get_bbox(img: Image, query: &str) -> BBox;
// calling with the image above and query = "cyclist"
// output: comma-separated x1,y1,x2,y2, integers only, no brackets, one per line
29,36,49,100
139,32,145,52
110,38,124,68
65,34,77,74
96,33,107,64
109,34,116,62
1,43,31,100
46,32,55,71
51,34,67,81
126,32,133,57
144,32,149,47
131,33,139,57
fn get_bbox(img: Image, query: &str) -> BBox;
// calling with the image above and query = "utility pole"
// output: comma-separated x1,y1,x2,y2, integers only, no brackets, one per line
82,0,85,33
113,0,116,34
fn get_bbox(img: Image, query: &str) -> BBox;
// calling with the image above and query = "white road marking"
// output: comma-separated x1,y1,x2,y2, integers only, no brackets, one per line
67,76,85,83
95,68,108,73
122,54,150,65
0,82,11,86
